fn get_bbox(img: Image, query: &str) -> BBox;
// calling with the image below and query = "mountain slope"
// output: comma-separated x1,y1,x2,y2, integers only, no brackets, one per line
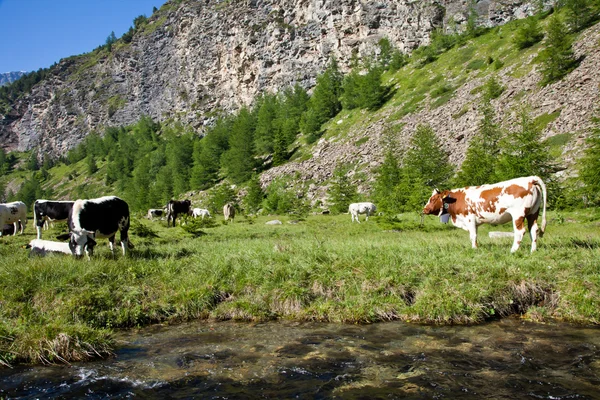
260,18,600,200
1,0,540,157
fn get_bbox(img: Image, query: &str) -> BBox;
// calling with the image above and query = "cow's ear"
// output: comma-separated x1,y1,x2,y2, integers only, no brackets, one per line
443,195,457,204
56,233,71,241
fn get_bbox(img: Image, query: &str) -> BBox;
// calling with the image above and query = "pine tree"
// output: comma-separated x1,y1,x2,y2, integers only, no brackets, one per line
86,154,98,175
328,164,358,214
495,107,554,181
190,118,231,189
300,57,342,136
404,124,454,190
254,93,279,155
563,0,595,33
106,31,117,52
513,16,544,50
244,174,265,214
221,107,257,184
579,116,600,205
540,14,578,86
373,141,403,215
455,102,501,186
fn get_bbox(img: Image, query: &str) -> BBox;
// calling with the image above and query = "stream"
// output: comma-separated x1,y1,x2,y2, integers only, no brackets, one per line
1,319,599,399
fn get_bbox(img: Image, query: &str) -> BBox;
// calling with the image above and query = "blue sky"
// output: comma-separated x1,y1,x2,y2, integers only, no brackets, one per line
0,0,167,73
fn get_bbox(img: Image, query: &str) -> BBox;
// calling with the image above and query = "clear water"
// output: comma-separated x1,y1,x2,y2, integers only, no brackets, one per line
1,319,599,399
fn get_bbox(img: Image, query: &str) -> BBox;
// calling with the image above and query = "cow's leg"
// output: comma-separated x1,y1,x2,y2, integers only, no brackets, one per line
526,213,540,252
510,214,527,253
366,211,369,222
13,222,18,236
108,235,116,255
468,222,478,248
36,224,43,239
21,218,26,234
120,234,128,257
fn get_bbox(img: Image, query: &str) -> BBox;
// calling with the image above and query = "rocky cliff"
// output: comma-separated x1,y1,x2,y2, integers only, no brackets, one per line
0,0,541,157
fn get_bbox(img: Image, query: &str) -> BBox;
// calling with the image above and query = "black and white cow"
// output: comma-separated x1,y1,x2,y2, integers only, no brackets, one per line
33,200,74,239
166,199,192,227
57,196,133,258
147,208,164,219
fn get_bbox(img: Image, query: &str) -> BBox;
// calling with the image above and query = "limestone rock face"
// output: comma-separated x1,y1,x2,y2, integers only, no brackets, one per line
1,0,539,156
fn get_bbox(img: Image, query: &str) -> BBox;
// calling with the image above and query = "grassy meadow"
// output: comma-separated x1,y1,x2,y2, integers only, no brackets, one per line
0,209,599,366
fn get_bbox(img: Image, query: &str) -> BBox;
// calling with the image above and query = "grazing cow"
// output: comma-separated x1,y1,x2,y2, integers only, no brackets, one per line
26,238,95,257
166,200,192,227
147,208,164,219
192,208,211,219
33,200,74,239
422,176,547,253
223,203,235,223
0,201,27,236
57,196,133,258
349,202,377,223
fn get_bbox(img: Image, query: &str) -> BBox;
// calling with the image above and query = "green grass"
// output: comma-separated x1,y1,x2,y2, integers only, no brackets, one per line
1,210,599,366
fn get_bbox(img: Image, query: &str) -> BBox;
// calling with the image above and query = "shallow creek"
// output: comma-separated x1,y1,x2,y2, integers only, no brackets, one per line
1,319,599,399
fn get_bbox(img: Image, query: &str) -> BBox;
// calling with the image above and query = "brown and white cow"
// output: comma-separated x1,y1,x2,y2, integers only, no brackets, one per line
422,176,547,253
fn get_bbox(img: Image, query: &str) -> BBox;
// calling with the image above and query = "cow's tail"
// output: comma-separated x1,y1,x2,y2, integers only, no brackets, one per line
536,177,547,237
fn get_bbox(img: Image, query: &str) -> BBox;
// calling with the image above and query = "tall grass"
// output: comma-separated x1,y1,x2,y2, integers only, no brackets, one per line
0,211,599,366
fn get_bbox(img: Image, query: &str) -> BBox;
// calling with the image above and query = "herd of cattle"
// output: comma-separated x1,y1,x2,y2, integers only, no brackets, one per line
0,175,548,257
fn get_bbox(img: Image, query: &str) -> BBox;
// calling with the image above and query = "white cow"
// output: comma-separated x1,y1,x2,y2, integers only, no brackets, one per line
0,201,27,236
349,202,377,223
192,208,211,219
26,238,95,257
223,203,235,223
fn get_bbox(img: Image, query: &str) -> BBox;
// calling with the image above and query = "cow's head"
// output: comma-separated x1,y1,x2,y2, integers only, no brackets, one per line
57,229,97,258
423,189,456,216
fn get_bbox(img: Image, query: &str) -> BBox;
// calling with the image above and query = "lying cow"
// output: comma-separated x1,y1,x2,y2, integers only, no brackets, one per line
147,208,165,219
57,196,133,258
422,176,547,253
26,238,96,258
349,202,377,223
33,199,74,239
166,200,192,227
0,201,27,236
192,208,211,219
223,203,235,223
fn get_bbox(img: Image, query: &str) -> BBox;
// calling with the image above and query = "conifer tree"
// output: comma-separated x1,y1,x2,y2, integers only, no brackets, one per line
328,164,358,214
563,0,595,33
455,102,501,187
190,117,231,189
244,174,265,214
254,94,279,155
495,107,554,181
579,115,600,205
221,107,257,184
540,14,578,86
513,16,544,50
300,57,342,136
404,124,454,190
373,132,403,215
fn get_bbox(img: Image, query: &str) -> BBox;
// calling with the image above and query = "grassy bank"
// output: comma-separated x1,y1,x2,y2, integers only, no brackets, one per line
1,210,599,366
